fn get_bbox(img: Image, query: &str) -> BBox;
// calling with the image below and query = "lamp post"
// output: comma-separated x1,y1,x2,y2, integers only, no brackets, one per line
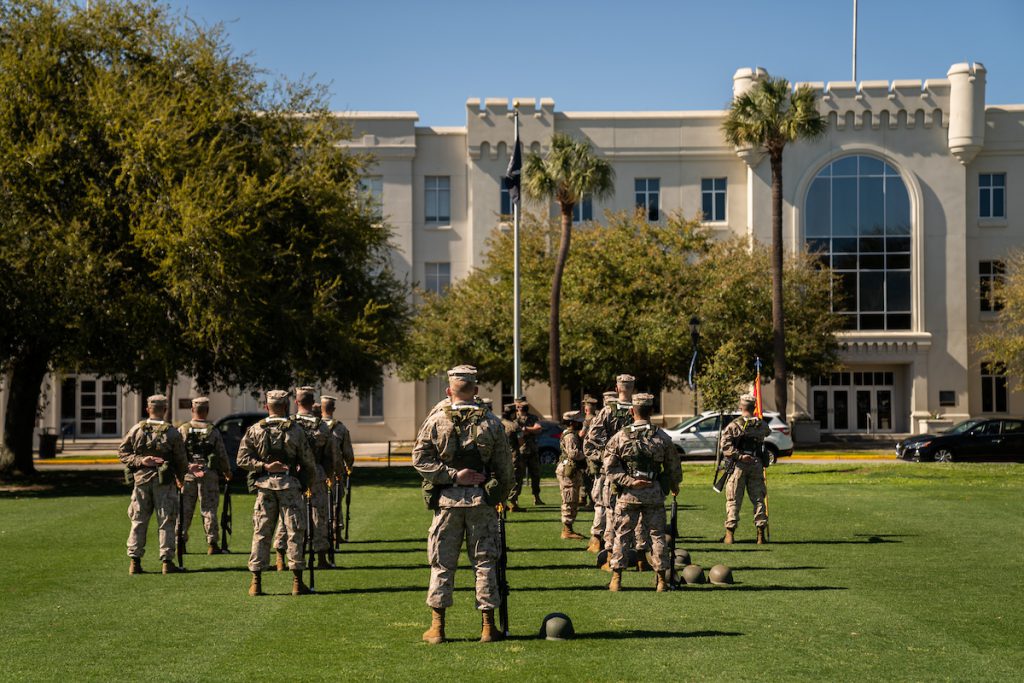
689,315,701,416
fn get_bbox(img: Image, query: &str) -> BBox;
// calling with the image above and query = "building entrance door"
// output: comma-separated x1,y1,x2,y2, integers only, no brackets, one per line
811,371,895,433
77,376,121,437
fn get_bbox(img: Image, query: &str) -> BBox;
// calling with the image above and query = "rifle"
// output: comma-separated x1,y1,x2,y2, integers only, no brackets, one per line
176,481,186,569
667,494,681,588
305,491,315,591
343,469,352,541
763,465,771,542
333,476,342,548
496,503,510,637
220,478,232,553
326,478,336,565
712,457,735,494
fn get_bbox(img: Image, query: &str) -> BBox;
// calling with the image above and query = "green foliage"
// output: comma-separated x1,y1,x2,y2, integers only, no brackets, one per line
522,133,615,210
721,77,827,155
400,211,839,397
974,250,1024,385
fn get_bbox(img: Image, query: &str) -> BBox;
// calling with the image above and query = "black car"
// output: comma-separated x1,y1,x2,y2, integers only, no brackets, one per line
896,418,1024,462
536,420,562,464
214,411,266,475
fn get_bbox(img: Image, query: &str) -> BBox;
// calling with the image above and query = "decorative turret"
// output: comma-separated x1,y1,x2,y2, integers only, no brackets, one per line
731,67,768,167
946,62,986,165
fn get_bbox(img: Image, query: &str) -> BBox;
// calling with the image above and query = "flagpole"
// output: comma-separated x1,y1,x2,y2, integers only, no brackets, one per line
512,106,522,398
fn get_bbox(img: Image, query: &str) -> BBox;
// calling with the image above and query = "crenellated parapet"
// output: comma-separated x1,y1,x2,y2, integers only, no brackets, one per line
466,97,555,161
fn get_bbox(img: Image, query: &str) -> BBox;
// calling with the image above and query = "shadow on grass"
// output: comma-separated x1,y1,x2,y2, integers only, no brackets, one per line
701,585,847,592
0,471,127,499
341,537,426,545
576,629,743,640
684,547,771,553
769,537,902,545
185,566,252,573
728,565,825,572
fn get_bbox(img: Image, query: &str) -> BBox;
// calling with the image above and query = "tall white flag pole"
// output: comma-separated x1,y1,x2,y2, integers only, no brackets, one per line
512,106,522,398
852,0,858,82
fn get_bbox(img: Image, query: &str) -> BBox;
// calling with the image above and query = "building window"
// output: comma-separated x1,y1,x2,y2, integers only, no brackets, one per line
500,179,511,217
424,262,451,295
572,194,593,223
981,362,1007,413
359,176,383,221
701,178,727,222
635,178,660,221
980,260,1006,312
979,173,1006,219
359,381,384,420
425,176,451,224
804,155,911,331
938,390,956,407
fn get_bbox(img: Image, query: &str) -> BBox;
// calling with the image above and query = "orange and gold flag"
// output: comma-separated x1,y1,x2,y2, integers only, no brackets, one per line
753,357,764,419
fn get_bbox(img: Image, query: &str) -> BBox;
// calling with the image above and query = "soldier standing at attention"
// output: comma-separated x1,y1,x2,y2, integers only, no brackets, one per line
579,395,599,509
118,394,197,575
236,390,316,596
556,411,587,540
413,365,514,644
274,387,339,569
178,397,231,555
584,377,636,555
320,394,355,539
514,398,544,507
720,394,772,544
603,393,681,592
500,403,523,468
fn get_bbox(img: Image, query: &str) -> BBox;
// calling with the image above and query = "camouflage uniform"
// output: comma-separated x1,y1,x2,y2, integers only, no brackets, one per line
604,418,681,573
179,417,230,546
413,401,514,611
720,415,772,531
511,409,542,503
323,411,355,533
584,397,634,549
118,417,188,562
274,411,338,554
501,407,525,503
556,424,585,526
237,415,316,571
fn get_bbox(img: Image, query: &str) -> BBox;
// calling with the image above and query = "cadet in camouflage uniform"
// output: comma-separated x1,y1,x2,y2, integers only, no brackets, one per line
556,411,587,540
720,394,772,544
236,389,317,596
584,376,636,555
178,397,231,555
510,398,544,508
579,395,600,509
118,394,196,575
321,394,355,539
500,403,523,459
413,365,514,644
274,387,339,569
603,393,682,592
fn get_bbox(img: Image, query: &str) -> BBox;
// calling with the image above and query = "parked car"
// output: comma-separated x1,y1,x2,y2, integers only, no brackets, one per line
214,411,266,475
896,418,1024,462
537,420,562,464
662,411,794,461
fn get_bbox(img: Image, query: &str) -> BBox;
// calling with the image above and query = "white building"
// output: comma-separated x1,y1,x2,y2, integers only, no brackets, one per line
8,62,1022,443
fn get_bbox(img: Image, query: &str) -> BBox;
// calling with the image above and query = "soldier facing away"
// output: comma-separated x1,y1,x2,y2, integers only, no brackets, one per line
321,394,355,539
412,365,514,644
236,389,316,596
178,396,231,555
118,394,198,575
556,410,587,540
719,394,772,544
584,376,636,556
603,393,682,592
510,398,544,509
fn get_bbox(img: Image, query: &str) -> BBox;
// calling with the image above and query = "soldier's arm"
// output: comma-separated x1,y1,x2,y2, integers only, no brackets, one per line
325,428,340,478
340,426,355,470
235,429,263,472
719,420,740,460
522,416,542,435
583,411,609,463
411,417,458,486
663,436,683,488
603,437,639,488
563,433,584,462
490,421,515,501
117,426,142,467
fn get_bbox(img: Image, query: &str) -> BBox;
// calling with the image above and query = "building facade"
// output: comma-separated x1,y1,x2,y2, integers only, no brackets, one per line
7,62,1022,443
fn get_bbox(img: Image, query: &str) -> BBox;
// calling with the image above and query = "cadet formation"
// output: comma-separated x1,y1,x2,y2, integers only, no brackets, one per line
117,366,772,643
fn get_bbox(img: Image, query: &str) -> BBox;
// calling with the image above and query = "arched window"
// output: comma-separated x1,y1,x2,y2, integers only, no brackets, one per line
805,155,911,330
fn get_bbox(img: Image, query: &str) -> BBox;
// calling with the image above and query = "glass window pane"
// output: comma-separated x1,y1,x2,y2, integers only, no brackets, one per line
860,254,885,270
702,193,712,218
81,394,96,407
886,237,911,253
860,313,885,330
979,173,991,187
439,190,450,221
833,157,859,176
887,254,910,270
806,178,831,236
635,193,645,209
833,238,858,253
980,189,991,218
701,178,712,192
715,178,727,191
649,179,660,191
425,191,437,220
996,378,1008,412
81,380,96,393
635,179,645,192
860,156,884,175
886,271,910,311
715,192,726,221
860,237,884,253
833,254,857,269
102,394,117,407
648,198,659,221
860,272,885,311
993,173,1005,188
837,272,857,311
806,237,830,254
992,188,1004,217
832,177,858,236
885,178,910,235
887,314,911,330
859,177,884,235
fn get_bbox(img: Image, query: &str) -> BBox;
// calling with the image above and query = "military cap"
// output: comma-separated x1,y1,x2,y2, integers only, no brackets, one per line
582,394,598,405
514,395,528,404
480,397,493,406
739,393,756,408
602,391,617,399
502,403,518,412
562,410,584,423
295,386,317,402
632,393,654,407
320,394,337,405
447,365,478,382
616,374,636,384
146,394,168,406
190,396,210,408
266,389,289,405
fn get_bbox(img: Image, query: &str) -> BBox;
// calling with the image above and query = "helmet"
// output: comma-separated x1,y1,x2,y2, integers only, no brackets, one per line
673,548,691,569
681,564,706,585
709,564,734,585
539,612,575,640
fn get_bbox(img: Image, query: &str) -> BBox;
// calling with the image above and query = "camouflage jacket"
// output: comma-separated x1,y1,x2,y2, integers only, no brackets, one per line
236,417,316,491
324,417,355,473
719,416,771,468
556,429,585,481
178,419,230,479
293,412,339,480
118,419,188,486
603,421,681,505
583,401,634,470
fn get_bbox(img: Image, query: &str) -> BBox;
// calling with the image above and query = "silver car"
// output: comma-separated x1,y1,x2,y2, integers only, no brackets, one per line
663,411,794,460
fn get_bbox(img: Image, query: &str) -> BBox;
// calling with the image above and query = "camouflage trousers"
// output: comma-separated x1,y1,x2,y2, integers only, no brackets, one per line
725,461,768,530
589,476,614,548
126,480,178,561
556,471,584,525
275,478,329,552
182,472,220,545
249,487,306,572
426,505,500,610
510,448,541,501
611,500,668,572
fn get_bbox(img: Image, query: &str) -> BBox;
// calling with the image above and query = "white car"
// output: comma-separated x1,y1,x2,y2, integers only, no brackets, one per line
663,411,794,460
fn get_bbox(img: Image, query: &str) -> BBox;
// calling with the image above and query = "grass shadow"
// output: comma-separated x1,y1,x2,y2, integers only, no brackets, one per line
728,565,825,572
577,629,743,640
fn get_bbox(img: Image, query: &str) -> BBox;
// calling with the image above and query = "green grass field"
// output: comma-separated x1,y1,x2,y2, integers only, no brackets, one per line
1,463,1022,682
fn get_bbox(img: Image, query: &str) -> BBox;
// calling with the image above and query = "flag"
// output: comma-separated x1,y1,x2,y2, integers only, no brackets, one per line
504,116,522,204
753,357,764,419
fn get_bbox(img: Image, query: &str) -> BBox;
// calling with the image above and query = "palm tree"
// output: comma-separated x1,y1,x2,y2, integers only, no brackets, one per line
524,133,615,417
722,77,826,420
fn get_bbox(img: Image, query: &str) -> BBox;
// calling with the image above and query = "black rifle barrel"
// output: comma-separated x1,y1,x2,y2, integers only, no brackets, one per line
497,506,510,636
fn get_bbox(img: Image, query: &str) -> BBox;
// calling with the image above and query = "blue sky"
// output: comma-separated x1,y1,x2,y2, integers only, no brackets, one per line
162,0,1022,126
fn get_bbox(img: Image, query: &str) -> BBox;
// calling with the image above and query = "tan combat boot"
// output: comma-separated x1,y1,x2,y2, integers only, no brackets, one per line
129,558,143,575
317,551,334,569
162,560,182,574
480,609,504,642
291,569,312,595
608,569,623,592
656,571,668,592
561,524,586,540
276,551,286,571
756,527,766,545
586,536,602,553
248,572,263,596
422,607,446,644
724,528,735,545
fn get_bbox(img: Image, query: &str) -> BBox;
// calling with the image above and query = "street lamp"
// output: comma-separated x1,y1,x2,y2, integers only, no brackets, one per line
689,316,700,416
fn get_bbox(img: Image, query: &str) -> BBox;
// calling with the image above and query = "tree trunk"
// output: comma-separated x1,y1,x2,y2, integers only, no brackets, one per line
548,206,573,418
1,351,49,478
769,151,788,421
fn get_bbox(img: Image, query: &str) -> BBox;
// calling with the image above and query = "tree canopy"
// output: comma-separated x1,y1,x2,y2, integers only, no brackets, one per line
974,251,1024,385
